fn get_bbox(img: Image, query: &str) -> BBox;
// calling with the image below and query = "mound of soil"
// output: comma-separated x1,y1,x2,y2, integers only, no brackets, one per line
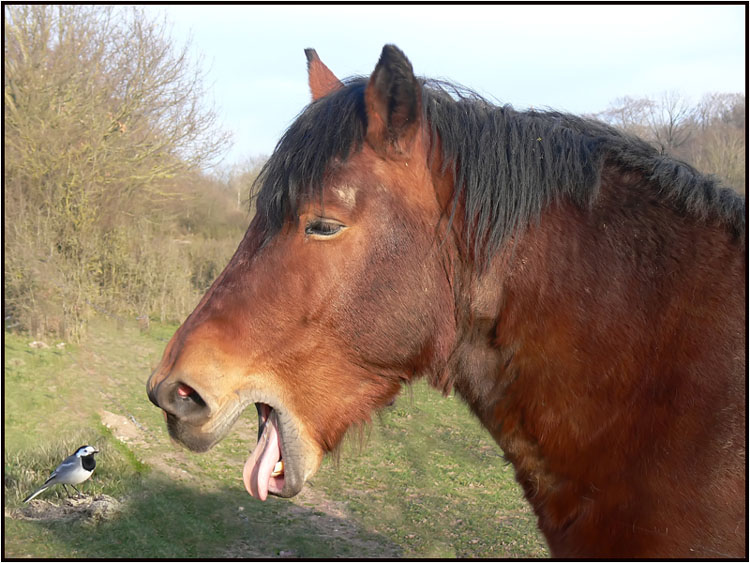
12,494,122,523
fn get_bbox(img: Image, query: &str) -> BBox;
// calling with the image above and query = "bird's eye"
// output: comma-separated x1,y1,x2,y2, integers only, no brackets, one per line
305,218,345,239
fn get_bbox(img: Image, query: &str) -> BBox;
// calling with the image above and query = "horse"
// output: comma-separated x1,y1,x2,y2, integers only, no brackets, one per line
147,45,746,558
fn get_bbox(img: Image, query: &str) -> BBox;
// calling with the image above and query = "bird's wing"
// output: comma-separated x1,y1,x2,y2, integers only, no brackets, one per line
44,455,78,484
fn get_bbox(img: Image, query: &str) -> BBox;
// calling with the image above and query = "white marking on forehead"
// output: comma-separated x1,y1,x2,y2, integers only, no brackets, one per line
334,185,357,208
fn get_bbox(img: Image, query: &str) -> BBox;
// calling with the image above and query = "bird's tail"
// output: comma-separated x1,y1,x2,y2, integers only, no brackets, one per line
23,485,49,503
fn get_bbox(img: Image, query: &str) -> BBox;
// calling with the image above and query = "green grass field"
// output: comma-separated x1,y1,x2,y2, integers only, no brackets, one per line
3,318,548,558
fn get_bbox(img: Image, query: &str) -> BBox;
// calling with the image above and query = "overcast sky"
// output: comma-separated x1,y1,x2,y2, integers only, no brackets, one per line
143,4,746,168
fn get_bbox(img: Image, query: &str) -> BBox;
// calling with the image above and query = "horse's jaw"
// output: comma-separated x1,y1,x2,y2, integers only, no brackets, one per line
164,387,323,500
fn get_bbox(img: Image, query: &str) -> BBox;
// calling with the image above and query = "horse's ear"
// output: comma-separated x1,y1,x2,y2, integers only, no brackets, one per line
305,49,343,101
364,45,422,153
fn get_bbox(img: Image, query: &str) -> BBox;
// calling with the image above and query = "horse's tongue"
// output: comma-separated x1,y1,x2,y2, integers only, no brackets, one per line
243,412,281,501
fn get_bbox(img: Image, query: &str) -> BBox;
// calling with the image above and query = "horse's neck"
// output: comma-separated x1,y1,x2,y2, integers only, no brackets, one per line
446,168,745,555
452,167,744,426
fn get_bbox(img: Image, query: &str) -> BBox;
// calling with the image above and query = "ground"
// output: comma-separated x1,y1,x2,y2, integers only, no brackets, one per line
3,319,547,558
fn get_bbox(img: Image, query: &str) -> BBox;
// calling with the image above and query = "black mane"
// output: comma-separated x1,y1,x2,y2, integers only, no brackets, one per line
254,77,745,259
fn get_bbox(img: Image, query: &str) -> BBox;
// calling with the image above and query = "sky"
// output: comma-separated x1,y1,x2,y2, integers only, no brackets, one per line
143,4,746,168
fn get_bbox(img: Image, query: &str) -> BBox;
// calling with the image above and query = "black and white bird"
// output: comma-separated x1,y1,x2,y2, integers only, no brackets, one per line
23,445,99,503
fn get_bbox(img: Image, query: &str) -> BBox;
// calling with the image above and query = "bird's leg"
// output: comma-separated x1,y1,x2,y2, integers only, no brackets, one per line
62,484,72,498
70,484,82,498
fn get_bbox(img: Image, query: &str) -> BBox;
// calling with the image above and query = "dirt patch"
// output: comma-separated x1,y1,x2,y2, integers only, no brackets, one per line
221,483,401,558
221,538,269,558
97,407,200,485
292,483,350,520
99,410,141,443
9,494,122,524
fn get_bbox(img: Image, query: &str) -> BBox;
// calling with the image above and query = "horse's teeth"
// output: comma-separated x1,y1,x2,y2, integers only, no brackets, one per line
271,460,284,476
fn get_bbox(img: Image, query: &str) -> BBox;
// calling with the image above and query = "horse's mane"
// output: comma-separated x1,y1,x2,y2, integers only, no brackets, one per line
254,76,745,259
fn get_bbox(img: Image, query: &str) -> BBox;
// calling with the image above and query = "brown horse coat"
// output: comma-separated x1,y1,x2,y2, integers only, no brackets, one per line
148,45,746,557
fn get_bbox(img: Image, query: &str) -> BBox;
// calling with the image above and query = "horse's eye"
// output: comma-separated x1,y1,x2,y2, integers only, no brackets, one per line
305,219,344,238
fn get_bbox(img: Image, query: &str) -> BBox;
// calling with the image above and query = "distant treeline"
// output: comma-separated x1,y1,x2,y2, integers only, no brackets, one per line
3,5,745,341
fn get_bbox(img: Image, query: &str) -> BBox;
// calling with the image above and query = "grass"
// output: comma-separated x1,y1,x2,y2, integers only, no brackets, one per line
314,389,546,557
3,317,548,558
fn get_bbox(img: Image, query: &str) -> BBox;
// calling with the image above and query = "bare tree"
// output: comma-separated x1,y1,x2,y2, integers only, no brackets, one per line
646,90,694,153
224,156,266,211
4,5,232,338
695,92,745,130
596,95,655,139
690,93,746,194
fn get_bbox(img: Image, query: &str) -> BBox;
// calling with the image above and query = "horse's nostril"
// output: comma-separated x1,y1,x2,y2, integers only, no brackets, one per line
177,383,207,409
150,380,210,423
174,382,208,410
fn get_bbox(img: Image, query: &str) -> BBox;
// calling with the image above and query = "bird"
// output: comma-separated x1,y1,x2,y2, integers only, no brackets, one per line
23,445,100,503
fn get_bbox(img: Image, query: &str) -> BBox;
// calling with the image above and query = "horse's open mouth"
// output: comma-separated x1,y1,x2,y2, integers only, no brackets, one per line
243,403,285,500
